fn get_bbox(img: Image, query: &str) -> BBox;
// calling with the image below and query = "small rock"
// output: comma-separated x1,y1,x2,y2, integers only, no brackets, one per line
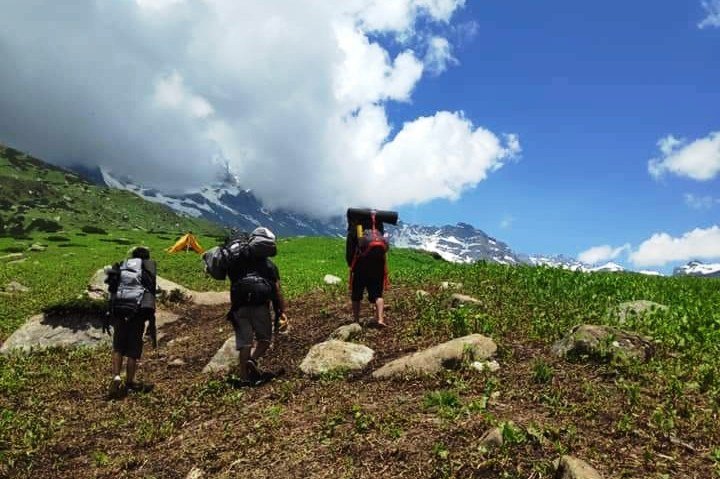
415,290,430,298
0,253,24,262
329,323,362,341
470,360,500,373
554,455,603,479
451,293,481,306
478,427,503,449
202,336,237,373
300,340,374,377
324,274,342,285
185,467,205,479
168,336,190,346
4,281,30,293
440,281,463,290
28,244,46,252
169,358,186,367
8,258,27,265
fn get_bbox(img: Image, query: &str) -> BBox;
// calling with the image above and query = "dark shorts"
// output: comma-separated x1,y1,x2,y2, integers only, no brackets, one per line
233,305,272,349
112,310,151,359
351,270,383,303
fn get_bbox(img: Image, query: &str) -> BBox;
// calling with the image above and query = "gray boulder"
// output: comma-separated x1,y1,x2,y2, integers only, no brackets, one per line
202,336,236,373
552,324,654,363
300,340,374,377
440,281,463,290
612,300,668,324
329,323,362,341
0,310,179,354
373,334,497,379
28,244,46,252
554,455,603,479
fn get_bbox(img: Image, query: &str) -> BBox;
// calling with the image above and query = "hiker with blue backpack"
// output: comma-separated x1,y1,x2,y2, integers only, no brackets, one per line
104,246,157,398
203,227,287,386
346,208,398,328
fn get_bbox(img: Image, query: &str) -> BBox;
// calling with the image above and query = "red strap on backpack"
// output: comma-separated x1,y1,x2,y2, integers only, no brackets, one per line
348,212,390,290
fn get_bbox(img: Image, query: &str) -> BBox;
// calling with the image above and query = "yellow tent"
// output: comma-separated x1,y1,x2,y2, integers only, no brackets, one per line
167,232,205,254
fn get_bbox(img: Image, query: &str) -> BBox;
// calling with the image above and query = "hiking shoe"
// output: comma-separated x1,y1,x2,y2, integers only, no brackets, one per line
126,381,154,394
107,376,123,399
227,376,254,388
247,359,260,381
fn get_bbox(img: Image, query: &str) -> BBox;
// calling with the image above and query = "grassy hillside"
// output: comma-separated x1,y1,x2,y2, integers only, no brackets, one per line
0,144,222,236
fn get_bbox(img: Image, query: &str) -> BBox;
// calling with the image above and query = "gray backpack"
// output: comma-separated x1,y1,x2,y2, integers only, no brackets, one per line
111,258,147,317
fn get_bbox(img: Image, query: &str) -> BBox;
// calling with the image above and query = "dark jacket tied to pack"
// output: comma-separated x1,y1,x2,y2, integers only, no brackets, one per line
345,208,398,288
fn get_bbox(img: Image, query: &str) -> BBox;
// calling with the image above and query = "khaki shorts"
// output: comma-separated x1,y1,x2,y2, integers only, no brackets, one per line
233,305,272,349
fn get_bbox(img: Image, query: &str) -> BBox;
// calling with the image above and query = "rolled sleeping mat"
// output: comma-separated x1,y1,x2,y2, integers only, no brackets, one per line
346,208,399,226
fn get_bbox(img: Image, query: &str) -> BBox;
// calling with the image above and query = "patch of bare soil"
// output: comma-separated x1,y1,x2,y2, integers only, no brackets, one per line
6,287,718,479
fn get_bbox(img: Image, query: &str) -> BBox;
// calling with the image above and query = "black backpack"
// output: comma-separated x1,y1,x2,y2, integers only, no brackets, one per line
230,270,274,307
203,228,277,281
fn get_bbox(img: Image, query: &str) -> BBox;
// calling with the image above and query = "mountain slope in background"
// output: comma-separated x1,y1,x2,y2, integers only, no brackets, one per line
0,145,221,237
673,261,720,278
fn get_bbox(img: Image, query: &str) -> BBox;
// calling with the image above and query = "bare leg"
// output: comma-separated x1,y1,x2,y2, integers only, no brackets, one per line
251,340,270,361
352,301,361,322
112,352,123,377
375,298,385,326
237,346,251,379
126,358,138,384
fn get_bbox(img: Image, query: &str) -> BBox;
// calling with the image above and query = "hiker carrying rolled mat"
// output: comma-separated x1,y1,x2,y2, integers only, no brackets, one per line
104,246,157,399
346,208,398,329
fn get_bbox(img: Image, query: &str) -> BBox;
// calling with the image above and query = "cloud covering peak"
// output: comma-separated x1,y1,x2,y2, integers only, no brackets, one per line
0,0,518,216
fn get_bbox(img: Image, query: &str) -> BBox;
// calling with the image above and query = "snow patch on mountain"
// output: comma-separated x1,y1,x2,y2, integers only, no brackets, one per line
673,261,720,277
390,222,520,264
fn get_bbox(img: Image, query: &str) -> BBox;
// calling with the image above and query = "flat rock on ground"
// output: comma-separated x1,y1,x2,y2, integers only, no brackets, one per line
451,293,481,306
202,335,236,373
0,310,180,354
299,340,374,377
552,324,654,363
3,281,30,293
612,300,668,324
373,334,497,379
88,268,229,305
554,455,603,479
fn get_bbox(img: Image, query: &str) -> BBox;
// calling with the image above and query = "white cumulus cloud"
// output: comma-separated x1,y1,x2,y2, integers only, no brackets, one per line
699,0,720,28
648,132,720,181
0,0,516,217
578,244,630,265
629,225,720,267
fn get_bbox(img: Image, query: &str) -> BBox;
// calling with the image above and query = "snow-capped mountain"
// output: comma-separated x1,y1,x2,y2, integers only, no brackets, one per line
100,168,345,237
673,261,720,278
525,254,586,271
390,222,521,264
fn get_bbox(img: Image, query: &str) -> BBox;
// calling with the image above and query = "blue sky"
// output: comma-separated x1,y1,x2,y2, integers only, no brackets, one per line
1,0,718,273
394,0,720,271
